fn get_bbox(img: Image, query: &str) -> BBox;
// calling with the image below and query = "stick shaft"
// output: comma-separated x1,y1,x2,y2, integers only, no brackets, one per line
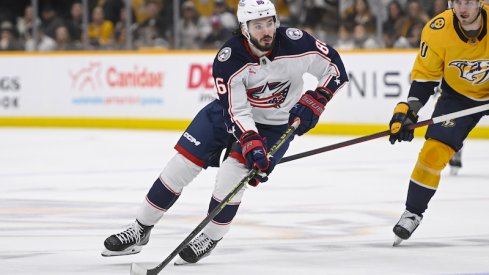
280,103,489,164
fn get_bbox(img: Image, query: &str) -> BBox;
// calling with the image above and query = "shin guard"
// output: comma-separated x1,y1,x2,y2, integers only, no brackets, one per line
407,139,455,215
203,157,248,240
137,153,202,226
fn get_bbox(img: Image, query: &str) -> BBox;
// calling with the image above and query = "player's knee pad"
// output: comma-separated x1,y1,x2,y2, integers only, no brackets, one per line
411,139,455,189
213,156,249,204
160,153,202,193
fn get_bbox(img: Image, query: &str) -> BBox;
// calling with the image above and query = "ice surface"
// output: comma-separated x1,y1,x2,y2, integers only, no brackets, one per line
1,128,488,275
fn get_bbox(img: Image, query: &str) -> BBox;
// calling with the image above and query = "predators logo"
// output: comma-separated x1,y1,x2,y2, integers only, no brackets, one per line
449,60,489,85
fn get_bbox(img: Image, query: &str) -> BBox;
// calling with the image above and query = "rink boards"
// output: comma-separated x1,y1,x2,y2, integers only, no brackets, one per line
0,50,488,138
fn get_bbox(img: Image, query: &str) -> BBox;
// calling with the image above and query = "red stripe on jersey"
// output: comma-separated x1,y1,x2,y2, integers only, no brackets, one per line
174,144,205,167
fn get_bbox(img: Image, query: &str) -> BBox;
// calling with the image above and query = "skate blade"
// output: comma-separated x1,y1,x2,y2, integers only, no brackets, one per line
174,256,192,266
393,236,403,247
101,246,142,257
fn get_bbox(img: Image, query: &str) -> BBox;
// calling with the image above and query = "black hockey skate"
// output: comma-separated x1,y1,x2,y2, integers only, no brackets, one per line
393,210,422,246
174,233,221,265
101,220,153,257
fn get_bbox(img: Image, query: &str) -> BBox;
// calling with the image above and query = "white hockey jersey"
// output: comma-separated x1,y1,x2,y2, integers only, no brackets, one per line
212,27,348,139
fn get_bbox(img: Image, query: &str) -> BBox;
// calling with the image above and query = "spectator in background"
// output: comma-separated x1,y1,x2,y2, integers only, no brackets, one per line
202,15,231,49
135,0,171,49
212,0,238,32
352,23,380,49
65,2,83,44
334,23,355,50
398,0,429,38
285,0,305,26
429,0,447,18
342,0,377,34
405,21,423,47
113,25,128,49
0,21,23,51
100,0,124,25
132,0,149,24
114,4,138,49
303,0,327,29
54,24,80,50
302,0,336,43
40,4,64,39
16,5,39,43
382,1,405,39
88,6,114,48
383,26,410,48
25,27,56,51
0,0,30,24
178,0,211,49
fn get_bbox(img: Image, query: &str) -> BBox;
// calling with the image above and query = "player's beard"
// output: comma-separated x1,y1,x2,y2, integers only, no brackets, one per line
250,33,275,52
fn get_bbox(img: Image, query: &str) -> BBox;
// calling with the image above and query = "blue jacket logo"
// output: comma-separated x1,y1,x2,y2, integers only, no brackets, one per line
246,81,290,108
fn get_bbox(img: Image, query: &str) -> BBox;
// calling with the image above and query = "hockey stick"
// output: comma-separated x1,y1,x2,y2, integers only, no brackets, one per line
279,103,489,164
130,119,301,275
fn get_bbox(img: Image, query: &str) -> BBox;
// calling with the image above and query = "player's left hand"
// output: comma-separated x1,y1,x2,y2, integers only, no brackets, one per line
389,102,419,144
289,88,331,136
248,157,276,187
239,131,275,187
240,131,269,170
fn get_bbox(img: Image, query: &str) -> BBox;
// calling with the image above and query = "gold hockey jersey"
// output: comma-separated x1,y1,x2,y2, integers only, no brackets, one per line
411,6,489,101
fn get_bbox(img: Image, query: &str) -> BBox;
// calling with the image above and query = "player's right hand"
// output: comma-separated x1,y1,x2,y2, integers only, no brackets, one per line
240,131,269,171
389,102,419,144
289,88,331,136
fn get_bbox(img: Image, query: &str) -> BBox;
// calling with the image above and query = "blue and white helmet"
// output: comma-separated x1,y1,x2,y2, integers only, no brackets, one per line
237,0,280,39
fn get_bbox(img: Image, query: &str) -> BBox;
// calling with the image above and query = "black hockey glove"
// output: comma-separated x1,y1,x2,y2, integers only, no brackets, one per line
389,102,419,144
289,88,332,136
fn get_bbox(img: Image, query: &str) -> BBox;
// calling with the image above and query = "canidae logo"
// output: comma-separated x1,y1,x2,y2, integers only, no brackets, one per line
70,62,164,91
70,62,103,91
449,60,489,85
183,132,201,146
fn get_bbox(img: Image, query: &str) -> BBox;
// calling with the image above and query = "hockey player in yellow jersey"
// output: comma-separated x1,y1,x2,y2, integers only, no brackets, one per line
388,0,489,246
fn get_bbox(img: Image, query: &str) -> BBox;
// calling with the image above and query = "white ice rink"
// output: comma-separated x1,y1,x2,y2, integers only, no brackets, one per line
1,127,488,275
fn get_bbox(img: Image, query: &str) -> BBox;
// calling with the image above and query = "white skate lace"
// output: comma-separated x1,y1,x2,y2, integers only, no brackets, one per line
189,234,213,256
116,222,143,244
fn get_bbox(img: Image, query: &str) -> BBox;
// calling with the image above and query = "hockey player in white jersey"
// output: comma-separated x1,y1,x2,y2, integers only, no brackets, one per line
102,0,348,265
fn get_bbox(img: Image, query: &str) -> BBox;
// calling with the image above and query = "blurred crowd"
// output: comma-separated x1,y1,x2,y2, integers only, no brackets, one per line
0,0,486,52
